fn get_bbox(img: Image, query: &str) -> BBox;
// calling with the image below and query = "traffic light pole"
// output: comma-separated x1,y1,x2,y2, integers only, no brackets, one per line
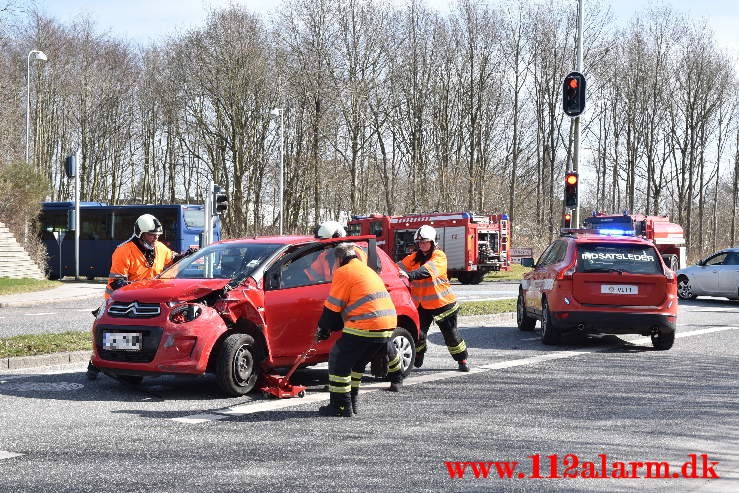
573,0,584,228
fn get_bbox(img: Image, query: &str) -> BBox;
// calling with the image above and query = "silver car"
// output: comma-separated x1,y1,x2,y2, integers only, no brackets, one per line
676,248,739,300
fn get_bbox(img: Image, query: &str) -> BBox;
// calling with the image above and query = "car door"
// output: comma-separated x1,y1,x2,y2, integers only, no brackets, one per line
524,240,567,314
692,253,727,295
262,244,335,364
717,252,739,297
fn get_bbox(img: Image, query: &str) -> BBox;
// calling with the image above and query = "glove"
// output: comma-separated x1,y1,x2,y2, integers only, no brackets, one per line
315,326,331,342
110,279,131,291
398,270,409,279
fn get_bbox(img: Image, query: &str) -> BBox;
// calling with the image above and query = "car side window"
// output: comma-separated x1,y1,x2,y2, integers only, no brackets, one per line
279,249,327,289
537,240,566,267
537,242,557,267
705,253,728,266
724,253,739,265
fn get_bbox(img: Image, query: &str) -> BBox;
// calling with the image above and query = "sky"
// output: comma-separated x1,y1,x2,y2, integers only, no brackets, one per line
34,0,739,60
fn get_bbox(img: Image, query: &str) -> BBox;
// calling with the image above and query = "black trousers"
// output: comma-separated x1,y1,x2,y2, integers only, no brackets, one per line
417,303,468,362
328,332,401,397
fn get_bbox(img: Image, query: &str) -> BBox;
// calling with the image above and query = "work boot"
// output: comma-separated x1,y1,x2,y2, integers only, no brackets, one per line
350,389,359,415
388,381,402,392
318,393,353,417
458,360,470,372
414,351,425,368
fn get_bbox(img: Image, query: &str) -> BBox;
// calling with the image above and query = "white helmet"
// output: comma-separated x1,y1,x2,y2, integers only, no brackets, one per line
315,220,346,239
134,214,163,237
414,225,437,244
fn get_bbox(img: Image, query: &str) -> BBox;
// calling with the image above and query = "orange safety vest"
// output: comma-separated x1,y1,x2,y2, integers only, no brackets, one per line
324,258,397,336
105,239,175,298
399,248,457,309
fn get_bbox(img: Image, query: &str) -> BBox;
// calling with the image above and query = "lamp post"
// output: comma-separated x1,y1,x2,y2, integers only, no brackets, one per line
26,49,48,163
270,108,284,235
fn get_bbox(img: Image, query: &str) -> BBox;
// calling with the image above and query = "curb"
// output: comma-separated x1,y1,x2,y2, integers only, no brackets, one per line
3,351,91,371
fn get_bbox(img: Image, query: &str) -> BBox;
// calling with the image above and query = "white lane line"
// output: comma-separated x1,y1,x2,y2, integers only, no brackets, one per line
0,451,24,460
690,307,738,312
521,337,539,341
23,312,56,316
173,326,736,424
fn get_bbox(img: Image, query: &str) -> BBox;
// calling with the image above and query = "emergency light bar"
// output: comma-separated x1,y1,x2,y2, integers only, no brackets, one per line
561,228,636,237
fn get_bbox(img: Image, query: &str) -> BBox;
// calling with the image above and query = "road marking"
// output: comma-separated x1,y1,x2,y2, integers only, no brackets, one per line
690,307,738,312
23,312,56,316
0,451,24,460
521,337,539,341
172,326,737,424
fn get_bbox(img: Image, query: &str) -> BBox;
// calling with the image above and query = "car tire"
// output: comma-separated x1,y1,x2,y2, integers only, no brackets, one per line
677,275,696,300
370,327,416,378
517,292,536,331
540,299,560,345
216,333,258,396
651,330,675,350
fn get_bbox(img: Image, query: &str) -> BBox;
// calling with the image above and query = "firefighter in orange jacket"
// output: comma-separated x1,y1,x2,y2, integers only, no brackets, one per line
316,242,403,417
104,214,196,299
398,225,470,372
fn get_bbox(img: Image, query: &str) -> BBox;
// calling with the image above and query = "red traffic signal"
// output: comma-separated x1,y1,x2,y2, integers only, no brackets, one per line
564,172,578,207
563,211,572,228
563,71,586,117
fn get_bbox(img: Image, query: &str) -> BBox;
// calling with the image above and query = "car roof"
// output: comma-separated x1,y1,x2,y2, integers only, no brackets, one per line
213,234,375,246
562,232,654,246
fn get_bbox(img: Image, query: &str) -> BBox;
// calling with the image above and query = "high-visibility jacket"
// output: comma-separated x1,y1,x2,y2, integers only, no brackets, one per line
323,258,397,337
105,239,175,298
399,248,457,309
305,245,369,282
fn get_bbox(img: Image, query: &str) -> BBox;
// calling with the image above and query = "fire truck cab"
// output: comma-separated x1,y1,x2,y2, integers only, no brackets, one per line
348,212,511,284
582,213,686,270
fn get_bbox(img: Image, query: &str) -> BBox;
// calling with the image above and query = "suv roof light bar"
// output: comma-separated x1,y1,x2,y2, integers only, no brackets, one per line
560,227,636,237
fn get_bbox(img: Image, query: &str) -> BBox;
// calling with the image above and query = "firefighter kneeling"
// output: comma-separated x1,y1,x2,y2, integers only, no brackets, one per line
316,243,403,417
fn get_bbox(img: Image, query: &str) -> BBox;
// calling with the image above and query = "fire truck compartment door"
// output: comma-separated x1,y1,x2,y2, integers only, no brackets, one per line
443,226,466,270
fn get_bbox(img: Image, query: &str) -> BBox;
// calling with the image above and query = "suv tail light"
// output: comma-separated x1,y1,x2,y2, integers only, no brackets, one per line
665,269,676,282
556,259,577,280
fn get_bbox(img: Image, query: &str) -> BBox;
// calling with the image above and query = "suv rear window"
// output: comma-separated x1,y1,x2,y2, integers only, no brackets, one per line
576,243,662,275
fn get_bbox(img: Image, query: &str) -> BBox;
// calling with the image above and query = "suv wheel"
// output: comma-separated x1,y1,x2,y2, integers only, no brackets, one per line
677,275,696,300
370,327,416,378
517,293,536,331
216,333,258,396
651,330,675,350
540,299,561,345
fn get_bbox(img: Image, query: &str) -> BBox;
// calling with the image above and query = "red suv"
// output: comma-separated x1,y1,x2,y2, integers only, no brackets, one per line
89,236,420,396
517,231,678,350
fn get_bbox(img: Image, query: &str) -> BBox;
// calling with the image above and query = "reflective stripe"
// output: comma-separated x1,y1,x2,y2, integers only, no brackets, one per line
343,291,391,316
348,309,397,322
326,295,346,310
448,340,467,355
329,385,351,393
329,374,351,393
416,342,426,352
433,304,459,322
108,273,127,280
342,328,393,338
388,353,401,373
350,371,363,380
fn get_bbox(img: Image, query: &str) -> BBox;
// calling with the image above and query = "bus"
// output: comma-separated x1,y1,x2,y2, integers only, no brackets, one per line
39,202,221,280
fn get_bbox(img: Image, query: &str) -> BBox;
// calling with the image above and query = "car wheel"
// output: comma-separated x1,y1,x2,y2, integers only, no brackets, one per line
457,272,472,284
540,299,560,345
651,330,675,350
117,375,143,385
677,275,696,300
216,333,258,396
517,292,536,331
370,327,416,378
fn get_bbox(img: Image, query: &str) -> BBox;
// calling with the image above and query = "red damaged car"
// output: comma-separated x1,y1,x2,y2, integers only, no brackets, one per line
89,236,420,396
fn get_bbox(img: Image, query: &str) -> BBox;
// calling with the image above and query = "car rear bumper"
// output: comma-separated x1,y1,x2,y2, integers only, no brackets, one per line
551,310,676,334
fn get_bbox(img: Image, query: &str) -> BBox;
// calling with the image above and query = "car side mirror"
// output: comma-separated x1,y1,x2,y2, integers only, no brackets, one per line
265,269,281,290
520,257,535,268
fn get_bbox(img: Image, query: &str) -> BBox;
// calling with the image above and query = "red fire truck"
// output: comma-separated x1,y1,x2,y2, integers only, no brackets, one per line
582,212,686,270
347,212,511,284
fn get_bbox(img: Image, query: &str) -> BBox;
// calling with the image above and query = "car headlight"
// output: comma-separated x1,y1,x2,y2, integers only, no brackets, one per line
169,303,203,324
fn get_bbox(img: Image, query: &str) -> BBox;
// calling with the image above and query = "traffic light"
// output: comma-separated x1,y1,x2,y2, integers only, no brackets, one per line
563,211,572,228
212,184,228,215
562,71,586,117
564,171,578,207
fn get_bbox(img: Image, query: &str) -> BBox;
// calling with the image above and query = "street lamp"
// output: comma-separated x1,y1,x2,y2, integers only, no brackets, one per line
270,108,284,235
26,49,48,163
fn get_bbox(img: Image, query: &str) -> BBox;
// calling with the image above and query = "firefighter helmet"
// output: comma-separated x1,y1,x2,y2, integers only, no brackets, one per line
414,225,437,244
315,220,346,239
134,214,164,237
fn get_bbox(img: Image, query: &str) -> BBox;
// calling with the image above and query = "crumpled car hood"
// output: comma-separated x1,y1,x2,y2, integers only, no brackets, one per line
111,278,231,303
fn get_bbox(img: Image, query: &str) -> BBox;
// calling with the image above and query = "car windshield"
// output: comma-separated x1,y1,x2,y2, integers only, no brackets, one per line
160,242,283,280
576,243,663,275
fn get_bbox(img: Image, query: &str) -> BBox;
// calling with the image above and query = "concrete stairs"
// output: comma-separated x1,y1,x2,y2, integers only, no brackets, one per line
0,222,46,280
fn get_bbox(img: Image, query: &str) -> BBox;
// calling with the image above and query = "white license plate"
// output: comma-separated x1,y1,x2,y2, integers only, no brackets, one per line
601,284,639,295
103,332,142,351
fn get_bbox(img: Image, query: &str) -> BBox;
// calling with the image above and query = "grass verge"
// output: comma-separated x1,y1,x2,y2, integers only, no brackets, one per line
0,278,60,295
0,299,515,358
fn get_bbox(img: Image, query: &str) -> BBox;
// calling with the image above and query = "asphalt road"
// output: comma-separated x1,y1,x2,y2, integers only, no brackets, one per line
0,298,737,492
